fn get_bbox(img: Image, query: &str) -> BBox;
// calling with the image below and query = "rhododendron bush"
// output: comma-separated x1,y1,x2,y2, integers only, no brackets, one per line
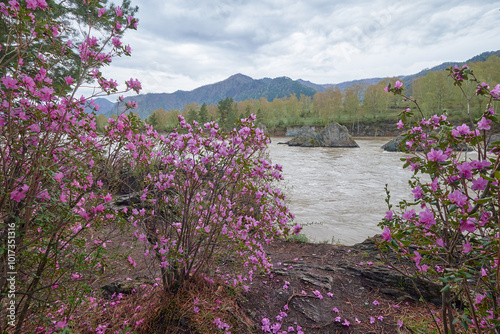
0,0,142,332
0,0,296,332
132,115,295,291
379,67,500,332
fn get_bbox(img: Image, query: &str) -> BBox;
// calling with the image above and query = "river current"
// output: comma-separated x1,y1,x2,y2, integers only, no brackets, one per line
267,137,414,245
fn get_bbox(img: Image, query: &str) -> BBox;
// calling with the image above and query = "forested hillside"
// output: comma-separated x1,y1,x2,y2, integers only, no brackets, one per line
98,74,317,118
95,52,500,133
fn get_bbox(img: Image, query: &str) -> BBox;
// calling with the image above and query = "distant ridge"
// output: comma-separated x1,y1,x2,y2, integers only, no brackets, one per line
397,50,500,85
90,50,500,119
97,74,317,119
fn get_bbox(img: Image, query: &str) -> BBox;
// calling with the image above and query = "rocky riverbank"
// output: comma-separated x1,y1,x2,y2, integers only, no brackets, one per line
234,237,441,333
268,120,400,138
102,235,441,333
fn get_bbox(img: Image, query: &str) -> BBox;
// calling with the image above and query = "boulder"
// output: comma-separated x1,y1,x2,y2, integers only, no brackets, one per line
381,135,405,152
319,122,359,147
287,123,358,147
286,126,320,137
488,133,500,149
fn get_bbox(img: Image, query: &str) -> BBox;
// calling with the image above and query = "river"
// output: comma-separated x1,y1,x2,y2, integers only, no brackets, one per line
267,137,414,245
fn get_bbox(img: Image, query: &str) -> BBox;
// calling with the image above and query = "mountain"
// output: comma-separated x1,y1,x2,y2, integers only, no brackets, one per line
91,50,499,119
85,98,115,114
96,74,317,119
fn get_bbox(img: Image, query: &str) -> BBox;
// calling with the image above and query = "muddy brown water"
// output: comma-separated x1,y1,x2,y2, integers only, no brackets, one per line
267,137,413,245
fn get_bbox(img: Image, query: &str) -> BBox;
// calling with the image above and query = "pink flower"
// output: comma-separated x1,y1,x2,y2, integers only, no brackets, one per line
476,82,490,94
427,148,447,162
261,318,270,327
397,120,404,129
26,0,38,10
128,255,136,267
373,300,379,306
28,123,40,133
293,224,302,235
477,117,492,130
460,218,477,233
125,142,136,151
412,251,422,266
64,76,74,85
431,177,439,191
313,290,323,299
402,209,416,220
462,240,472,253
332,307,339,313
419,208,436,227
457,162,473,179
394,80,403,89
270,323,281,332
26,0,46,10
490,84,500,98
381,227,392,241
1,75,18,89
453,123,470,137
115,6,123,17
412,186,423,199
127,15,137,28
98,7,106,17
112,37,122,48
10,189,26,203
54,320,67,328
126,78,142,93
436,238,445,248
448,190,468,207
342,319,350,327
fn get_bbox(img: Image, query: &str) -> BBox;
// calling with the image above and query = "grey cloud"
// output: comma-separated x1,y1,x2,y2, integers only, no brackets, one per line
111,0,500,93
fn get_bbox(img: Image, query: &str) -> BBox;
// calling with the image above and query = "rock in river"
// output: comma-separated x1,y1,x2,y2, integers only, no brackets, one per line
381,135,405,152
287,123,359,147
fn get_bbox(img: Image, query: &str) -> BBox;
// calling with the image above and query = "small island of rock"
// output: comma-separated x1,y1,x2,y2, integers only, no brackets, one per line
287,122,359,147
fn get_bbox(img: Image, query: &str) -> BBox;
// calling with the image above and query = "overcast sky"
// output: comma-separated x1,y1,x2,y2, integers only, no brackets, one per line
104,0,500,96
